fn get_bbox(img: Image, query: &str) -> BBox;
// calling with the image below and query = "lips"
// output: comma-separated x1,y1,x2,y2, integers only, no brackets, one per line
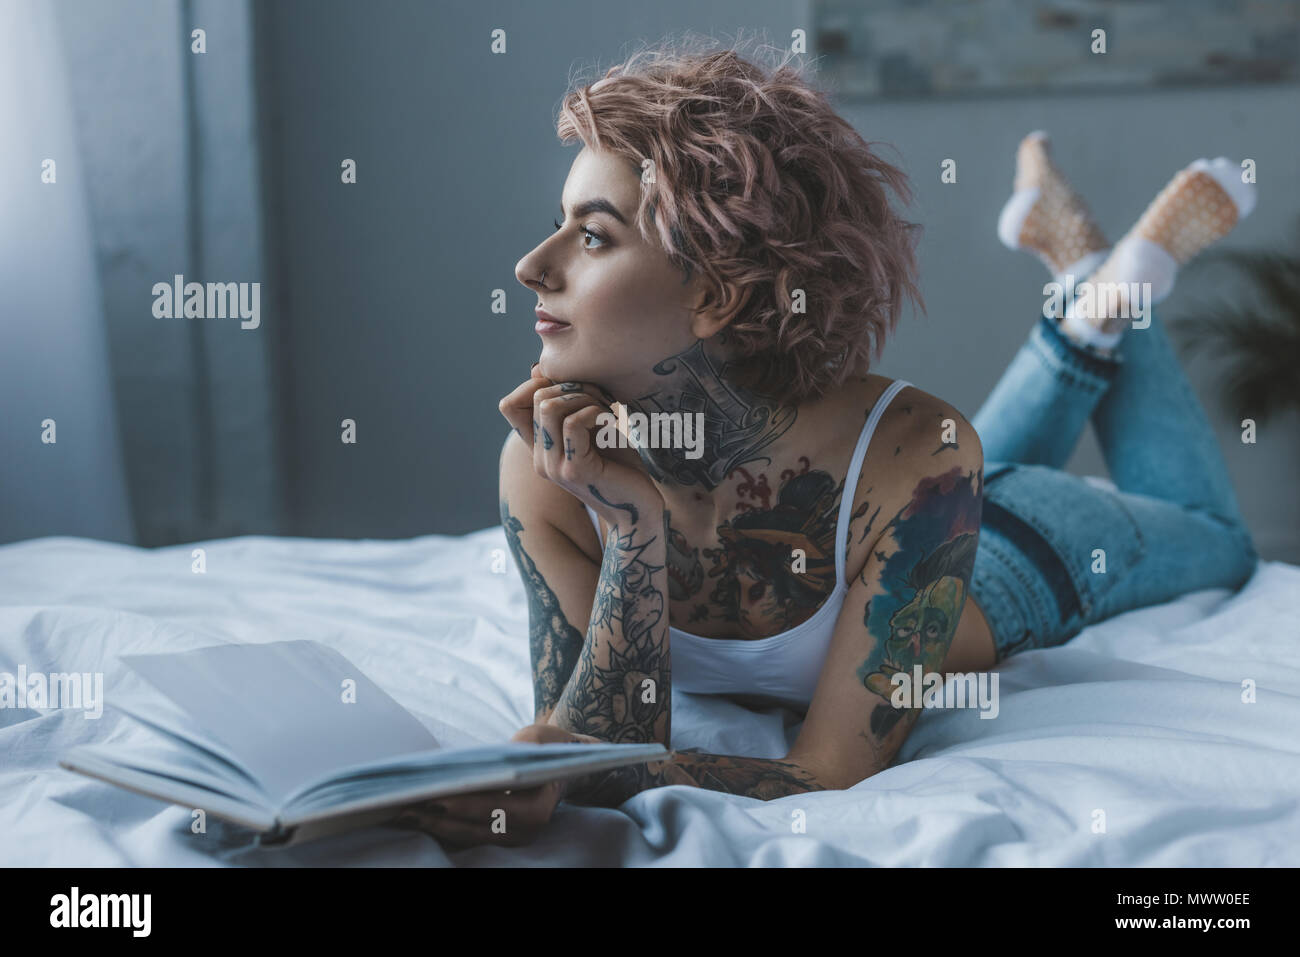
535,307,569,326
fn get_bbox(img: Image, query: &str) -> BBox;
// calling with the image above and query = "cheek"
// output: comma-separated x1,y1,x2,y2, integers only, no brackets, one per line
576,259,687,346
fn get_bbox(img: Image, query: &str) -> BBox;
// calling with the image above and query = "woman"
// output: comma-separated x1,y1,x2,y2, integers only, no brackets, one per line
395,40,1258,849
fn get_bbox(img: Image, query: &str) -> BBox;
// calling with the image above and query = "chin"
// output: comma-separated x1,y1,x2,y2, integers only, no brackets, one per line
534,354,566,382
538,352,595,387
537,343,624,396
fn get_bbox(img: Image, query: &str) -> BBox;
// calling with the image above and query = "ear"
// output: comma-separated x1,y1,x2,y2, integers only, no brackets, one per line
689,279,753,340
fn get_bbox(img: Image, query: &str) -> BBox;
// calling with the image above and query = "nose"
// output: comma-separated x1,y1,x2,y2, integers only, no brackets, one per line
514,255,536,290
515,240,552,291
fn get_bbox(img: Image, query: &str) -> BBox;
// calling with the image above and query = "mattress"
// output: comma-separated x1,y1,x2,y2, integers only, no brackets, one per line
1,528,1297,866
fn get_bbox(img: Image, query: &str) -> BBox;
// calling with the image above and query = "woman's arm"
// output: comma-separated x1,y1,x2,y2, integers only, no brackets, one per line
498,430,672,746
789,401,984,790
562,749,828,807
498,432,598,724
547,506,672,745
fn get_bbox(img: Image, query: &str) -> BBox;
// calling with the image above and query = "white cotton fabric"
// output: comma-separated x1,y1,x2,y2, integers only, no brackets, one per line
1,530,1297,867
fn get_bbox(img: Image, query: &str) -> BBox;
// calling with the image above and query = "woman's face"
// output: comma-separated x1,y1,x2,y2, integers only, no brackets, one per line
515,146,709,394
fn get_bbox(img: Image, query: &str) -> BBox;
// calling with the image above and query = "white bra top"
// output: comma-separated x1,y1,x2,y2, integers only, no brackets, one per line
583,378,911,712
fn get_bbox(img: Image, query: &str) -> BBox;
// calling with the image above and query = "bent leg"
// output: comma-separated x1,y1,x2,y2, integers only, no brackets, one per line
971,315,1117,469
967,299,1258,661
1091,307,1245,524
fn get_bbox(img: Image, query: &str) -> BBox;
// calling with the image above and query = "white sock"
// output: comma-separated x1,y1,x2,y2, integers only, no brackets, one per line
1059,155,1256,351
1060,303,1124,351
1056,248,1110,287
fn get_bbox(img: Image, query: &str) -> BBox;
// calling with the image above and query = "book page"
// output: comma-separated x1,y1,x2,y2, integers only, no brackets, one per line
120,640,439,803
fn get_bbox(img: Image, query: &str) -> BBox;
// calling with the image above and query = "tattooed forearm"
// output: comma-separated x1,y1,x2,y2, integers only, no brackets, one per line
586,484,638,525
564,748,825,806
552,509,672,745
500,501,586,721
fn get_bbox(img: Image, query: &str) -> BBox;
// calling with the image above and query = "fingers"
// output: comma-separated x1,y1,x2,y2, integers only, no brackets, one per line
437,783,559,822
389,784,560,848
498,374,554,449
498,374,614,453
533,384,611,485
389,809,481,848
536,401,599,479
394,812,523,849
511,723,603,745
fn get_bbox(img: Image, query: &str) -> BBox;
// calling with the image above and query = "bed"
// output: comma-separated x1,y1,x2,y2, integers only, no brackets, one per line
2,526,1298,866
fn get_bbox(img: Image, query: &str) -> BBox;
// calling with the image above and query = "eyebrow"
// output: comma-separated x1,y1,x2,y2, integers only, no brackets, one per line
561,197,629,226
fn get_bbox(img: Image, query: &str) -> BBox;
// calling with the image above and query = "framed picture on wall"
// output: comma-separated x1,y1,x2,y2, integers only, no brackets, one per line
812,0,1300,99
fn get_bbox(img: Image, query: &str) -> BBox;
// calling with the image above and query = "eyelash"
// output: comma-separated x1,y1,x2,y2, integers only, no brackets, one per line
553,219,606,249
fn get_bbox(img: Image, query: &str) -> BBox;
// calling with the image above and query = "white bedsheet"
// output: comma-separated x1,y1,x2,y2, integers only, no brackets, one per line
1,528,1298,867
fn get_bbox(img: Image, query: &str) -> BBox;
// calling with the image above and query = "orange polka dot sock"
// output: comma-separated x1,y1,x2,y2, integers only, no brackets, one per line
997,130,1110,284
1062,157,1257,350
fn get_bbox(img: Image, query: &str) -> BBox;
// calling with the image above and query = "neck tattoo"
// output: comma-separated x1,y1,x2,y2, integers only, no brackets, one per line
619,340,798,491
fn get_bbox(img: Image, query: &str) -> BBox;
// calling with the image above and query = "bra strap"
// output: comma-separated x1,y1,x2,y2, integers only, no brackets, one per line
833,379,911,586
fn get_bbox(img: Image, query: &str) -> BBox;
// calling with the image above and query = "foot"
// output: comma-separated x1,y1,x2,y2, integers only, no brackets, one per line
1131,157,1256,270
997,131,1110,280
1064,156,1257,343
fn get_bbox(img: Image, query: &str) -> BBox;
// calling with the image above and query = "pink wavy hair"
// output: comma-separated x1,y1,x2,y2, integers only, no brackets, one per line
555,34,924,406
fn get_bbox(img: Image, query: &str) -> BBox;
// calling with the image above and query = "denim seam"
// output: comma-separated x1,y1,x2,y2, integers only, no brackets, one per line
978,541,1046,657
1080,491,1148,612
1183,502,1258,567
1034,314,1125,379
972,531,1057,658
1026,328,1114,398
989,483,1146,616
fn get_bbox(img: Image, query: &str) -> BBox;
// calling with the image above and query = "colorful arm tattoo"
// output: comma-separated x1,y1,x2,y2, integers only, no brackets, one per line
856,466,983,744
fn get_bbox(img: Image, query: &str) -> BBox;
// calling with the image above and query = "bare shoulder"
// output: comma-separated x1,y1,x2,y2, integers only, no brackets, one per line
871,381,982,470
498,430,604,564
840,379,983,580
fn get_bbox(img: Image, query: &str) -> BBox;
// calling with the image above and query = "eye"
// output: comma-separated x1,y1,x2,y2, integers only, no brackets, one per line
553,218,606,249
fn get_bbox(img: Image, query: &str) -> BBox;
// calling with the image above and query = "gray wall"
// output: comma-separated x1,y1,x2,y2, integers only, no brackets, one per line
255,0,804,540
257,0,1299,560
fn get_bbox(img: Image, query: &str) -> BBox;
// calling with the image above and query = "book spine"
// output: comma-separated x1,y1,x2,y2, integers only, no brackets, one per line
256,818,295,847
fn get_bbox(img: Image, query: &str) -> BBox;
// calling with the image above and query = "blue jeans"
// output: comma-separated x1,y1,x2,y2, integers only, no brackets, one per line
968,309,1258,661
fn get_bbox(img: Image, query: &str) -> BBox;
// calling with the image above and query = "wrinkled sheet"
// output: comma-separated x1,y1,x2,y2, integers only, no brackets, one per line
1,528,1297,867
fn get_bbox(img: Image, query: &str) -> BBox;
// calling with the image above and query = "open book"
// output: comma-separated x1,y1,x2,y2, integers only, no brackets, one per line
59,639,672,847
